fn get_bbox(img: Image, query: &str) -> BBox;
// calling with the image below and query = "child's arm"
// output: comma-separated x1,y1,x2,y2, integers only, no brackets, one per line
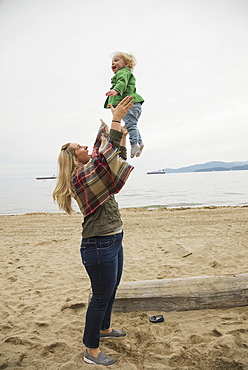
105,68,131,97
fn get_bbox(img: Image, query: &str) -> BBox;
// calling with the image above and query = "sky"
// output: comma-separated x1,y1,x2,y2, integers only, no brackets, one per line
0,0,248,177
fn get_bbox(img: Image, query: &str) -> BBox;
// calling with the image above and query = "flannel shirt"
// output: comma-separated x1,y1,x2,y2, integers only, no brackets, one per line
72,121,134,217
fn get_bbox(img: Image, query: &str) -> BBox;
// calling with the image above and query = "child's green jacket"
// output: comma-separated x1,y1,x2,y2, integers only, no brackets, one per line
104,67,144,108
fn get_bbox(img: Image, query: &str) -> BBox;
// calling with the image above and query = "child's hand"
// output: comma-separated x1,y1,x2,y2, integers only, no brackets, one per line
106,89,118,96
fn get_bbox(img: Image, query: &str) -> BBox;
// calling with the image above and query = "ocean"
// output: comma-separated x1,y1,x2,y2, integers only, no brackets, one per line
0,170,247,215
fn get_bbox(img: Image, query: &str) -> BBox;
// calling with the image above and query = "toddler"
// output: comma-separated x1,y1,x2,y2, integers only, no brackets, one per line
104,52,144,158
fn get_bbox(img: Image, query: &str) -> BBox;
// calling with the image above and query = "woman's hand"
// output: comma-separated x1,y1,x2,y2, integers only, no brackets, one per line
121,126,128,136
108,96,134,128
120,126,128,148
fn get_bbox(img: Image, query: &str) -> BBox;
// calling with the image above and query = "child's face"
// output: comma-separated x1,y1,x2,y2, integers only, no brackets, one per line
111,55,128,74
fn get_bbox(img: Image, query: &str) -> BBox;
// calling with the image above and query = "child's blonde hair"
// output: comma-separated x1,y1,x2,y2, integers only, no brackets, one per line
112,51,137,71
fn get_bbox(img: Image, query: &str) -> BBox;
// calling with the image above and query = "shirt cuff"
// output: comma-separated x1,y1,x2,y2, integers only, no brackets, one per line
109,128,122,149
119,146,127,160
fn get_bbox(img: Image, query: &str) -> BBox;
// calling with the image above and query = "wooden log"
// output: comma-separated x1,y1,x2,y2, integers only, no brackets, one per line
113,273,248,312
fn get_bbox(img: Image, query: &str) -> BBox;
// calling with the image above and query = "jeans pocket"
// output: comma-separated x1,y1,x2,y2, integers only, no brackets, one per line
97,238,115,250
80,241,98,266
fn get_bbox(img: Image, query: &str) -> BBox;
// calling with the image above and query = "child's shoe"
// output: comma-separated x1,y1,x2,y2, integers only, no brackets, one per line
136,143,144,157
130,144,140,158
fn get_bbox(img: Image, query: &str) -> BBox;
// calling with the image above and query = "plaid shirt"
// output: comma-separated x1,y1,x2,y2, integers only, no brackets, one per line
72,122,134,217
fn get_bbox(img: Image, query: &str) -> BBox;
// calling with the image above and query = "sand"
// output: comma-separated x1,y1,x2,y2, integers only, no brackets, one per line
1,206,248,369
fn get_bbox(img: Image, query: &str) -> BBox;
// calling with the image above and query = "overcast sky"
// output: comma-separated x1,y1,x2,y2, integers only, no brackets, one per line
0,0,247,177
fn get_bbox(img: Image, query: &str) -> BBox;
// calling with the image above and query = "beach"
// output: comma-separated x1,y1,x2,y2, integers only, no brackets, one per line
1,206,248,369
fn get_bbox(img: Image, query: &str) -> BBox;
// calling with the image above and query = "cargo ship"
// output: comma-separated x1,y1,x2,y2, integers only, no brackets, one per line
147,170,166,174
36,176,57,180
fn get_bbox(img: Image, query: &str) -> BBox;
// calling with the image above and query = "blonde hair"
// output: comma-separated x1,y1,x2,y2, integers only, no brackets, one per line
113,51,137,71
52,143,80,214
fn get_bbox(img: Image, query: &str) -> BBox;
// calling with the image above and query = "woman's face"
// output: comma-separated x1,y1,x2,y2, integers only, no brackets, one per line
69,143,91,164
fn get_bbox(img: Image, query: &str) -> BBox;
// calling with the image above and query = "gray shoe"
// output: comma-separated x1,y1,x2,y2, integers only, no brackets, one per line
100,329,126,339
84,351,116,366
130,144,140,158
136,143,144,157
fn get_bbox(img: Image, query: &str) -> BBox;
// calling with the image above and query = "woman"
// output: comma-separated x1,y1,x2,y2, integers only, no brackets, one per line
53,96,134,366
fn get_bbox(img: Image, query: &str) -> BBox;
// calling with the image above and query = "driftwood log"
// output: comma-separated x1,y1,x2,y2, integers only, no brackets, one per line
113,273,248,312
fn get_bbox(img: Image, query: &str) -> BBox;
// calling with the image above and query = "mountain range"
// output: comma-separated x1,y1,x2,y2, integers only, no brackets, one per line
161,161,248,173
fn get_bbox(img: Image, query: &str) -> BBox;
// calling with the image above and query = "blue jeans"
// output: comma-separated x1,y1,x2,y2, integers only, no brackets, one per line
80,232,124,348
122,103,143,145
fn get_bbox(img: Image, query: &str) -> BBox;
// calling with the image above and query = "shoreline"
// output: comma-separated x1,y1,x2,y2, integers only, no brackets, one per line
1,203,248,217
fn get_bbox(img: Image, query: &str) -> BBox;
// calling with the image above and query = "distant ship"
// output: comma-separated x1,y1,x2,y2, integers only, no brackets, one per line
36,176,57,180
147,170,166,175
